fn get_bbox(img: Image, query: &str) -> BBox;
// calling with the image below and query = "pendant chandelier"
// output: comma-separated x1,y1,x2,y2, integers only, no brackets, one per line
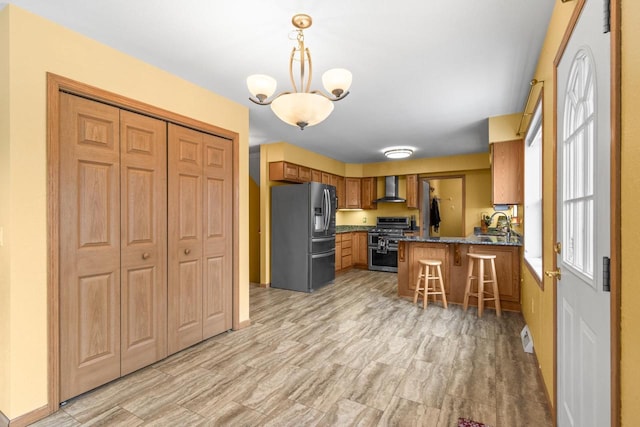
247,14,352,130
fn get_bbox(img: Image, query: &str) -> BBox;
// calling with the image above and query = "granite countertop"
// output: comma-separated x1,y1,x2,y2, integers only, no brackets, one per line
336,225,375,233
396,233,522,247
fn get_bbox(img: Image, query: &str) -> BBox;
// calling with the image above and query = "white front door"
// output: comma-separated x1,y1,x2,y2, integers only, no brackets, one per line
556,0,611,426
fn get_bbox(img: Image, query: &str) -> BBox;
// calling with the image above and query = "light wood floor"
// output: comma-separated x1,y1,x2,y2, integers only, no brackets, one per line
32,269,552,426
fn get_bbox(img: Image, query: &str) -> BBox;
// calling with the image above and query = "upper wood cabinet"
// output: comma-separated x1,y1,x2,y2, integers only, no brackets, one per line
298,166,311,182
406,174,418,209
336,176,346,209
491,140,524,205
321,172,331,184
269,161,300,183
361,177,377,210
311,169,322,183
345,178,361,209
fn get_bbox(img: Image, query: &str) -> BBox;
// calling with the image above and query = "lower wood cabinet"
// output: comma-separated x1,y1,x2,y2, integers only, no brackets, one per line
337,232,368,271
468,245,520,304
352,232,368,267
340,232,353,269
404,243,450,295
335,234,342,271
398,241,521,311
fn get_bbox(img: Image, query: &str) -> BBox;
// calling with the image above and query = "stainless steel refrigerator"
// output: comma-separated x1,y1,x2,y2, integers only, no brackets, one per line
271,182,336,292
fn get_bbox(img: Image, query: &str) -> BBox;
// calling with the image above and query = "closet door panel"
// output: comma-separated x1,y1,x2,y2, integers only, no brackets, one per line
168,124,204,354
60,93,121,401
202,135,233,338
120,111,167,375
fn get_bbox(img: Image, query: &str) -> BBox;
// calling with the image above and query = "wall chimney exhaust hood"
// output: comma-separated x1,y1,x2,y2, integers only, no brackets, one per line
375,176,406,203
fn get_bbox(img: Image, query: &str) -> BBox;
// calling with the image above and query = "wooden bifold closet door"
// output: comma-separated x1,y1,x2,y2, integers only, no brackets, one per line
59,93,167,401
167,124,233,354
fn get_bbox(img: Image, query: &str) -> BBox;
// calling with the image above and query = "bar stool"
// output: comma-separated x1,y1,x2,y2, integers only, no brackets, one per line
413,260,448,309
463,253,501,317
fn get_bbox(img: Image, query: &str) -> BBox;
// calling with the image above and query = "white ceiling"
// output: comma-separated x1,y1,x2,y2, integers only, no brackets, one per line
7,0,555,164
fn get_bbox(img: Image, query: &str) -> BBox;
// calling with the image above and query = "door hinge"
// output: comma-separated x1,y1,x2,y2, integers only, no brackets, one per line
603,0,611,33
603,256,611,292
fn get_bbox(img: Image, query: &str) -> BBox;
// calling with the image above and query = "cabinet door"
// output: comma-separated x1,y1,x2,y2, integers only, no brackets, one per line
492,140,524,204
322,172,331,184
269,161,299,182
298,166,311,182
202,134,233,340
60,93,122,401
120,110,167,376
469,245,520,303
168,124,204,354
361,177,377,210
345,178,361,209
406,174,418,209
353,232,368,267
336,176,346,209
311,169,322,182
407,244,449,295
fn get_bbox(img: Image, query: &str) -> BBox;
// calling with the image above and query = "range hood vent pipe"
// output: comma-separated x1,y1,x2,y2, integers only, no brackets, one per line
375,176,406,203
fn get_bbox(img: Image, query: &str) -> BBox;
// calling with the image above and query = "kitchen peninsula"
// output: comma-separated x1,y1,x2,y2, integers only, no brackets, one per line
397,234,523,312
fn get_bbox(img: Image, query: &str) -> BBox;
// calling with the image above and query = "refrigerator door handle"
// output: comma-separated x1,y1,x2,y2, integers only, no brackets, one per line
323,188,330,232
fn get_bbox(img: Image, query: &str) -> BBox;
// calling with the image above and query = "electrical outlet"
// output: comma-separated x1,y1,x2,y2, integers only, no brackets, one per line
362,217,367,223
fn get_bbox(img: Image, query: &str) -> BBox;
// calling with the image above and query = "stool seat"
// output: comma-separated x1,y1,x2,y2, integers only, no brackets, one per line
413,259,448,310
463,253,501,317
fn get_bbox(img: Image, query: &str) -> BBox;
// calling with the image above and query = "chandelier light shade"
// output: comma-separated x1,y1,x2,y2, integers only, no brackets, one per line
383,148,414,159
247,14,352,130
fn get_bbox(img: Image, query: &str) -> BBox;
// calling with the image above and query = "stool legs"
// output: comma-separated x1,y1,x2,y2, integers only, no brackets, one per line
435,264,448,309
413,261,447,310
489,259,501,316
463,255,501,317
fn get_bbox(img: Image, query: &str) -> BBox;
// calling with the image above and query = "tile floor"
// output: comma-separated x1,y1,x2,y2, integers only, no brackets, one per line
31,269,552,426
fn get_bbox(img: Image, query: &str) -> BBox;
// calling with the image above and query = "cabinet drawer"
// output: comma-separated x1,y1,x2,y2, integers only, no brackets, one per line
342,247,352,257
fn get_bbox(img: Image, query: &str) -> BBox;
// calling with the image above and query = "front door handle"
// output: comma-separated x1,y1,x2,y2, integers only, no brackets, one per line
545,268,561,280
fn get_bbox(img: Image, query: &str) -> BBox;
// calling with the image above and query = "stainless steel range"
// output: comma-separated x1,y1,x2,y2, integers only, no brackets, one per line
368,217,411,272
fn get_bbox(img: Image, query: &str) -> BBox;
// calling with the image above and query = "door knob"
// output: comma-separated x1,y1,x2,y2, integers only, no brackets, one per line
184,248,191,255
142,252,150,260
545,268,561,280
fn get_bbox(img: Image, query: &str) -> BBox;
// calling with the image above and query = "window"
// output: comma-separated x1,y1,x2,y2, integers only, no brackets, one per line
562,49,595,280
524,99,543,282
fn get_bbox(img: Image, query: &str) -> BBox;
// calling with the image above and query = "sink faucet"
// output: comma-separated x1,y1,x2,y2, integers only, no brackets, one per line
489,212,511,236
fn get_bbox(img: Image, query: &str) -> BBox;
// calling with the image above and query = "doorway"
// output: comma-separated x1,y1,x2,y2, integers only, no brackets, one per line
553,0,615,425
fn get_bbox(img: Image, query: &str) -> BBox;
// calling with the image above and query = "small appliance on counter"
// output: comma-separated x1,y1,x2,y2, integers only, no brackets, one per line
271,182,337,292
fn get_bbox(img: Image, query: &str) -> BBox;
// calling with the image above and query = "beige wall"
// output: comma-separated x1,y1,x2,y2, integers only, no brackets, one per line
0,5,10,419
621,0,640,423
514,0,579,406
0,5,250,419
488,112,523,143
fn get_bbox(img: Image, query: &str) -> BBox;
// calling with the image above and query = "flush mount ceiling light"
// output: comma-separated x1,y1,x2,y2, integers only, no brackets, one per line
383,148,414,159
246,14,352,130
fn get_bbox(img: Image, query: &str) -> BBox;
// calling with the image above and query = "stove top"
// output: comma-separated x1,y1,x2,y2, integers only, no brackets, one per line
370,216,412,235
369,228,406,234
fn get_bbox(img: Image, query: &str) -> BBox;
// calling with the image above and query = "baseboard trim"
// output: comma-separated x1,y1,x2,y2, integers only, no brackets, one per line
6,405,50,427
532,348,555,422
235,319,252,330
259,282,270,288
